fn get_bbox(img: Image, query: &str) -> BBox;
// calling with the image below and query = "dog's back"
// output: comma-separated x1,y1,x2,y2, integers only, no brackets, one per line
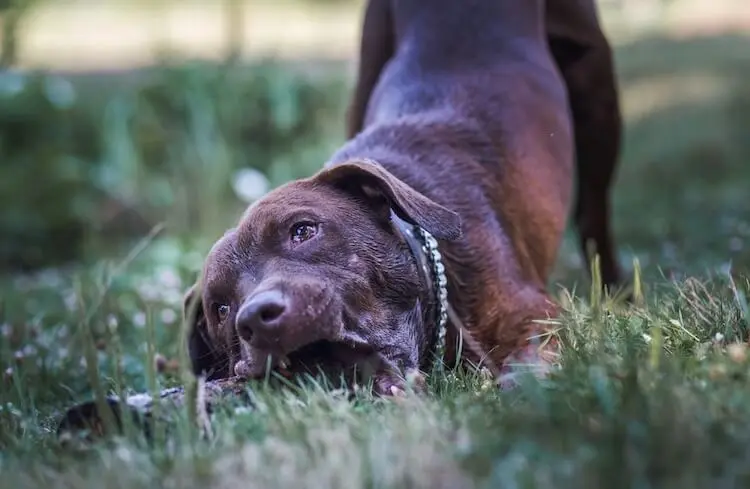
337,0,574,286
364,0,566,127
327,0,583,371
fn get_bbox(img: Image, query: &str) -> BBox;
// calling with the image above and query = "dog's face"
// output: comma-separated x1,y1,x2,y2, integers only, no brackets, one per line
183,160,461,387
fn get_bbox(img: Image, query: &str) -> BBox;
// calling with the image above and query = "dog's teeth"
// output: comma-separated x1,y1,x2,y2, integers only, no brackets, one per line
278,356,290,369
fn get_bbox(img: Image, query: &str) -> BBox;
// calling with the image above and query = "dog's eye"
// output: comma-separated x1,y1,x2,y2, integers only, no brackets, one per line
290,222,319,245
215,304,230,322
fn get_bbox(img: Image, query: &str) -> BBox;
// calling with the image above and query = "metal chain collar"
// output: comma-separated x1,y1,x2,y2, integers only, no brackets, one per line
390,211,449,368
412,226,449,366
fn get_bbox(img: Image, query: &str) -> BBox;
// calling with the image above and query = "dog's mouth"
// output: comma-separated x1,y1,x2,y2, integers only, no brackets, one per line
234,337,381,381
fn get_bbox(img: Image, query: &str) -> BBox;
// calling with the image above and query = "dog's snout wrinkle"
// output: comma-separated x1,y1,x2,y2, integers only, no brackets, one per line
236,289,289,342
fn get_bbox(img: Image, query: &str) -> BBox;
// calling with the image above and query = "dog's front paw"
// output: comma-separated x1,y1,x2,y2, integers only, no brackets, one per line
372,368,426,398
497,339,560,390
372,374,406,398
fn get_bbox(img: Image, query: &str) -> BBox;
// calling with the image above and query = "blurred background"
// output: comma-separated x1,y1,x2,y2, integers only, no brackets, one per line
1,0,749,283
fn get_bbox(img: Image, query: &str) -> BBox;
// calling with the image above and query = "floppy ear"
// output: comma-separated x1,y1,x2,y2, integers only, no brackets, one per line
311,159,462,241
182,283,227,380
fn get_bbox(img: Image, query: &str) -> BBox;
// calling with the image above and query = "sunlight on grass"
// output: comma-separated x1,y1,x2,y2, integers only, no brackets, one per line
621,73,729,123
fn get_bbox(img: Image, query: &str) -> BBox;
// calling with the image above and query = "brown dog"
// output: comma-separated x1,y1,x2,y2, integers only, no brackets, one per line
183,0,623,394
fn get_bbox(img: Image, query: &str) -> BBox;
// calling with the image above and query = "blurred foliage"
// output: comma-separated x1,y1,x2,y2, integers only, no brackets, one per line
0,61,348,272
0,0,39,67
0,73,102,271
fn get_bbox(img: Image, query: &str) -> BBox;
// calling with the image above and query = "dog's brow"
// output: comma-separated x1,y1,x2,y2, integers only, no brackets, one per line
203,279,231,301
241,201,324,245
235,213,265,250
282,208,322,225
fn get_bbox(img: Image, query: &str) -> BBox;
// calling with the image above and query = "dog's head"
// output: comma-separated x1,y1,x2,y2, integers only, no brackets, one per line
183,159,461,383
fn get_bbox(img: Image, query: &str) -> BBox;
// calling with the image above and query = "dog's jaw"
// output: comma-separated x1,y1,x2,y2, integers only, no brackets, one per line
232,335,387,383
230,211,455,389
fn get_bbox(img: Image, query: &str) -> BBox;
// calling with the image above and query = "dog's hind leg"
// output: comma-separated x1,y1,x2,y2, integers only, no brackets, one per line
346,0,395,139
545,0,624,292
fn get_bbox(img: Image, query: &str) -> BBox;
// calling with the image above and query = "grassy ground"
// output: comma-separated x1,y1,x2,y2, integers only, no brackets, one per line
2,16,750,489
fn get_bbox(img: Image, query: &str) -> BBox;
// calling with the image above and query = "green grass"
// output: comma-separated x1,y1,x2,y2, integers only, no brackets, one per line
2,31,750,488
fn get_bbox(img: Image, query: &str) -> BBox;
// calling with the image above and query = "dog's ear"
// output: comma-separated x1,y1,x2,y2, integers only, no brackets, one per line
183,283,225,379
312,159,462,241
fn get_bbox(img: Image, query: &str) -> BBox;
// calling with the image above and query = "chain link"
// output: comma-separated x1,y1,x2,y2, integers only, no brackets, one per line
414,227,448,368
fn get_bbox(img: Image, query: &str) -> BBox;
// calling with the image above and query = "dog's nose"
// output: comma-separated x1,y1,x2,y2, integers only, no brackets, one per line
235,289,289,343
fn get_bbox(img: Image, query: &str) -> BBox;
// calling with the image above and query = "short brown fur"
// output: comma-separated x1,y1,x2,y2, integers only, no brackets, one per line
184,0,623,393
